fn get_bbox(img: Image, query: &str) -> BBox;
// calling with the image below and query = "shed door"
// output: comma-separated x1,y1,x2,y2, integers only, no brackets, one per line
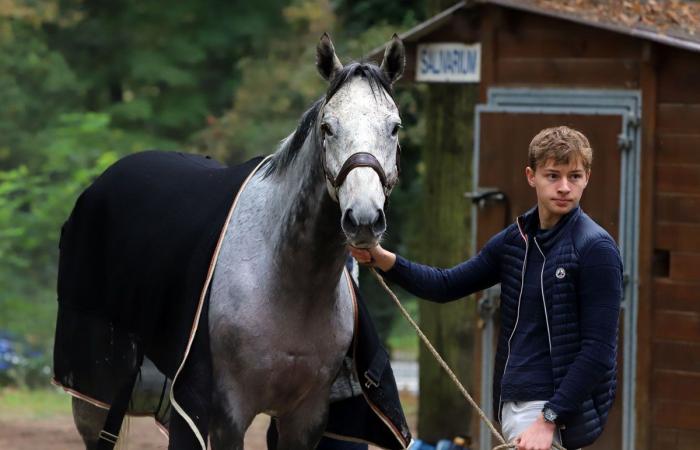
475,112,623,450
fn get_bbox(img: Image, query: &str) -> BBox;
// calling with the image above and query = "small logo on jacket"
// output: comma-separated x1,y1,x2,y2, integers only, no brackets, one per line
555,267,566,279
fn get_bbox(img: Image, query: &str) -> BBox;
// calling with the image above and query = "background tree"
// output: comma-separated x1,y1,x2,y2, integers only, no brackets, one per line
411,0,478,442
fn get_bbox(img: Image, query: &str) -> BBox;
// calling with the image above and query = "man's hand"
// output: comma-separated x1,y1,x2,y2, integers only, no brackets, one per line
514,414,556,450
347,244,396,272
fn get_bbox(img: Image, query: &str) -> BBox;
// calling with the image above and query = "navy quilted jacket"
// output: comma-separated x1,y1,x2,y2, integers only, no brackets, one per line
382,206,622,448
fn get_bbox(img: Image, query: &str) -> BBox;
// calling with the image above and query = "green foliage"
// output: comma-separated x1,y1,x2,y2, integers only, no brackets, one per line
195,0,426,164
49,0,291,140
0,387,72,419
0,0,430,356
0,17,83,168
0,113,172,347
194,0,333,162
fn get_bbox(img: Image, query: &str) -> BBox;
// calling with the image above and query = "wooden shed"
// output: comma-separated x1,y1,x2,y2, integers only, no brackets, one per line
371,1,700,449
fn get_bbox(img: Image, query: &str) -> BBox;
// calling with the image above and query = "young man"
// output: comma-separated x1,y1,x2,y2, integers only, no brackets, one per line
350,126,623,450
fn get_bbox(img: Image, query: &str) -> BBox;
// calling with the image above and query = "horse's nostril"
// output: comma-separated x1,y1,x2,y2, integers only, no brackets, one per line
342,209,359,233
371,209,386,235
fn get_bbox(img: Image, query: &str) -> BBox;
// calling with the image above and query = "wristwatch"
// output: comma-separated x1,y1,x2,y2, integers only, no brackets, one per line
542,407,558,425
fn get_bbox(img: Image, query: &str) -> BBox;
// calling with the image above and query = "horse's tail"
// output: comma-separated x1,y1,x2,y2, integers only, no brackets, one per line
115,416,131,450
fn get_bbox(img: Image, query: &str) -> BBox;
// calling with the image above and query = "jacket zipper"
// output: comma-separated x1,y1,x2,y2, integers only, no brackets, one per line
499,219,528,422
533,238,554,356
534,237,563,441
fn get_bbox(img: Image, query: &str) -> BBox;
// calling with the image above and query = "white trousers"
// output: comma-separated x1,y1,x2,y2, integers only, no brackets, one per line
501,401,568,448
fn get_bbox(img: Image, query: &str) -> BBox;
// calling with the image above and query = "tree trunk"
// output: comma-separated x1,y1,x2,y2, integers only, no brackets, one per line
415,0,479,442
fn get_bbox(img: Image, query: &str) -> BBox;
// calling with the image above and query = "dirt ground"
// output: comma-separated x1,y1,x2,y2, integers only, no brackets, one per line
0,414,290,450
0,396,417,450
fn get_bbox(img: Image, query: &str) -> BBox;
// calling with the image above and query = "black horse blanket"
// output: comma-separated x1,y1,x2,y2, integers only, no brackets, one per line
53,151,410,449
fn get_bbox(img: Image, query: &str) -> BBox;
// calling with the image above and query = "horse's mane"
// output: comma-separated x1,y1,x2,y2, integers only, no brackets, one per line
263,62,394,178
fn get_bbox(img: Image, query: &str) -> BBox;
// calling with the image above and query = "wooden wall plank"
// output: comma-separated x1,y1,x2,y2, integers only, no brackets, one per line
657,104,700,135
656,194,700,223
670,252,700,281
497,28,640,59
650,428,678,450
651,428,700,450
654,341,700,372
655,223,700,252
653,400,700,430
657,47,700,104
652,310,700,341
502,8,635,45
653,279,700,313
497,58,639,87
656,164,700,195
478,5,499,103
417,10,480,44
656,134,700,165
652,370,700,403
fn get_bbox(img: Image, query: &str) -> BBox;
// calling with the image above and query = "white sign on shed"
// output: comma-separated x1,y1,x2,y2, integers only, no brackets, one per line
416,43,481,83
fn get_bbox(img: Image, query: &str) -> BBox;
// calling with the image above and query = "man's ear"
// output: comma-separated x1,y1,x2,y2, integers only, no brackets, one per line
525,166,536,187
583,169,591,187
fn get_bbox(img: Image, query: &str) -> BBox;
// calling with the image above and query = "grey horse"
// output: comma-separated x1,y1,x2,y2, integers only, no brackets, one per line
71,33,406,450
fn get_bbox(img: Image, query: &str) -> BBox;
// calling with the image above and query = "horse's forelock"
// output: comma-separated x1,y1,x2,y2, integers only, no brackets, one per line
263,62,394,178
326,62,394,103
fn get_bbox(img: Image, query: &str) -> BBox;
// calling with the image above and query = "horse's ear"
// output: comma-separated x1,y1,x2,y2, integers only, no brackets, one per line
316,33,343,82
380,34,405,84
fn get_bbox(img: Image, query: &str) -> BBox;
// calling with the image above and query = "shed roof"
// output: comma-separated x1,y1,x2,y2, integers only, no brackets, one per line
370,0,700,56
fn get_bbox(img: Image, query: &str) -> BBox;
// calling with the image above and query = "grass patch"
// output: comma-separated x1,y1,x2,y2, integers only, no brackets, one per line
0,386,72,419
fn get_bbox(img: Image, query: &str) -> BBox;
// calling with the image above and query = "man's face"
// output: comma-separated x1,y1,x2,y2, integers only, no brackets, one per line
526,157,589,223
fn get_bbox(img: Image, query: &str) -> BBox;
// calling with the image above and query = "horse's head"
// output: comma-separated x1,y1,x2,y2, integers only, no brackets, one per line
316,33,405,249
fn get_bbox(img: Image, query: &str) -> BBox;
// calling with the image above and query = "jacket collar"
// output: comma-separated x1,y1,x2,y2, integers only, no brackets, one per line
516,205,581,252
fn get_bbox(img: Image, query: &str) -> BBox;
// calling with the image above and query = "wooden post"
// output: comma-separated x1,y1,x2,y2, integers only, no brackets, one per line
636,40,656,450
413,0,479,442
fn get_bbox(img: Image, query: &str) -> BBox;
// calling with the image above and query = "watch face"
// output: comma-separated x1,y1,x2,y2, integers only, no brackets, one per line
543,408,558,423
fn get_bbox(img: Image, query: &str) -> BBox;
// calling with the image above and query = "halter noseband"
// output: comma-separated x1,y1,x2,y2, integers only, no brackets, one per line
323,144,401,201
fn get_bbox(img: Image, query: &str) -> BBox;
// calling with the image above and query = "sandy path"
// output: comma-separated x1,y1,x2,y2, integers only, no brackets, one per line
0,413,272,450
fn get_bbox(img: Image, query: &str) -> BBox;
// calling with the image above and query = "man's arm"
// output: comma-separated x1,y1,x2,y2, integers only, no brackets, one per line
544,238,623,422
350,229,506,303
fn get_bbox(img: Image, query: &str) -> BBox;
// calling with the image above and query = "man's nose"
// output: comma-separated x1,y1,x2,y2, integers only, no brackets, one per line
558,178,571,193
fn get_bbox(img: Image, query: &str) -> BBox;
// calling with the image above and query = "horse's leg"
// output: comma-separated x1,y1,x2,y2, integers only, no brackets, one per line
208,381,256,450
71,397,108,450
274,393,330,450
168,312,214,450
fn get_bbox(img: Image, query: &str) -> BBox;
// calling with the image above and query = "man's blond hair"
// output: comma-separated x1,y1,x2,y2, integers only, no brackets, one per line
528,126,593,172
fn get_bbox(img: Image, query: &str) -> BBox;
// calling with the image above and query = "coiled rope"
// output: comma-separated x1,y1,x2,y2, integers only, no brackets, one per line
369,268,566,450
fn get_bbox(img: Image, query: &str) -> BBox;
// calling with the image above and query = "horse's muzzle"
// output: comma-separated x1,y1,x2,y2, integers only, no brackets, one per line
341,207,386,247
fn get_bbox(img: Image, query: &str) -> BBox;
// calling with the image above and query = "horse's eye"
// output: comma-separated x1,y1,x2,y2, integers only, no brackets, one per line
321,122,334,137
391,123,402,137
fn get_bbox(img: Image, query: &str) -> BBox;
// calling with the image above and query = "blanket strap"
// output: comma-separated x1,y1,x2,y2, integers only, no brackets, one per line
97,359,142,450
363,348,388,389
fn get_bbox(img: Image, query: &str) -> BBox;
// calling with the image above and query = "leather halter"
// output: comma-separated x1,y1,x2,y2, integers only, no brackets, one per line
323,144,401,199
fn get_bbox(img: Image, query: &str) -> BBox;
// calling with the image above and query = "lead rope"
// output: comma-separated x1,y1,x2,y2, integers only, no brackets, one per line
368,268,566,450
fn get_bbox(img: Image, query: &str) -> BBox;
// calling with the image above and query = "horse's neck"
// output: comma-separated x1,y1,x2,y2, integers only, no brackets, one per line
268,139,347,294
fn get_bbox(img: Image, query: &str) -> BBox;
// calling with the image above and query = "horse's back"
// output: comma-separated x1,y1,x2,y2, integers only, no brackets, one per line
55,150,263,404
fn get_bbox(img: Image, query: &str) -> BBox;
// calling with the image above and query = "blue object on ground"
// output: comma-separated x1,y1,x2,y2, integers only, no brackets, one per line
409,439,436,450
